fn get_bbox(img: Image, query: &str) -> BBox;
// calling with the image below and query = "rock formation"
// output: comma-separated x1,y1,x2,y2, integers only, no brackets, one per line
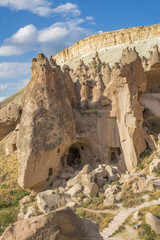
53,23,160,69
15,46,149,189
0,103,21,141
17,53,77,188
0,207,103,240
0,25,160,190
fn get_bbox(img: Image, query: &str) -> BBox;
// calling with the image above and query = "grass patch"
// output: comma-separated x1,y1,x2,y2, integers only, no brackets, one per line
154,169,160,177
120,188,146,208
139,204,160,222
0,207,18,236
138,223,157,240
0,87,25,108
149,189,160,201
0,133,30,236
75,208,114,231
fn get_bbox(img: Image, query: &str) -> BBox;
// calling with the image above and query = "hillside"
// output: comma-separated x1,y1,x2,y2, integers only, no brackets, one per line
0,88,25,108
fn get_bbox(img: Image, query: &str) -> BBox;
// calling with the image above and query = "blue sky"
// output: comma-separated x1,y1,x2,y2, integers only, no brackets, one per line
0,0,160,101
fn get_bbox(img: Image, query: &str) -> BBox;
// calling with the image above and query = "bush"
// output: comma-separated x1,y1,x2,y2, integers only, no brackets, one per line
140,150,151,159
0,207,18,235
138,223,157,240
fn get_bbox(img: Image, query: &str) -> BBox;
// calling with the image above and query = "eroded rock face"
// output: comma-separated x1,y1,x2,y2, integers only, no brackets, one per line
145,212,160,234
0,103,21,140
17,53,77,188
0,207,103,240
17,48,148,189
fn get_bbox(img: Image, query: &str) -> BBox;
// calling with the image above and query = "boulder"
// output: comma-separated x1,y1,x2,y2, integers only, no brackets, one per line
145,212,160,234
19,195,33,206
133,211,141,220
24,206,37,219
95,177,106,188
66,184,82,197
137,177,154,192
149,159,160,175
104,191,116,206
0,207,103,240
83,182,99,198
36,190,66,213
67,165,94,189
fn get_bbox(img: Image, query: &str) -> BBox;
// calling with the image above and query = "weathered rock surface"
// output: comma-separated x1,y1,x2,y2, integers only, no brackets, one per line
17,53,77,188
0,207,103,240
37,190,66,213
0,103,21,140
145,212,160,234
149,159,160,175
16,46,156,189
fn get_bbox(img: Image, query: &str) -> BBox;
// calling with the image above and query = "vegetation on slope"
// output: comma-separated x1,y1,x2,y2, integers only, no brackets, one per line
0,133,29,235
0,87,25,108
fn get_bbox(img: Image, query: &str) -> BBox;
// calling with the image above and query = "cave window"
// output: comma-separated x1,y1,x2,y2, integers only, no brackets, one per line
67,147,81,169
58,148,60,153
12,144,17,152
48,168,53,176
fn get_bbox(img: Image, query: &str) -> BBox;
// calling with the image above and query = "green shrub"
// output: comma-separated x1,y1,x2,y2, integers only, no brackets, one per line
140,150,151,159
138,223,157,240
0,184,7,189
137,162,145,170
0,207,18,235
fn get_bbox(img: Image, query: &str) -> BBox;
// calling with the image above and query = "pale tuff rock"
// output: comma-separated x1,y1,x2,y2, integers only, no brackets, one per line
149,159,160,175
36,190,66,213
0,207,103,240
53,23,160,68
17,53,77,188
17,48,148,189
145,212,160,234
0,103,21,140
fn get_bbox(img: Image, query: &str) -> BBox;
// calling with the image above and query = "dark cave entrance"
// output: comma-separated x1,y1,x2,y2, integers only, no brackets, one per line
110,147,121,164
67,147,81,169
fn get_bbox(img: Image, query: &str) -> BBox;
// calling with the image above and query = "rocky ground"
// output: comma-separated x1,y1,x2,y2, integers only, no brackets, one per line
0,132,160,240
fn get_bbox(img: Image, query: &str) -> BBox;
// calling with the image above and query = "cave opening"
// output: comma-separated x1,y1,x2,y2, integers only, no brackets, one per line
67,147,81,169
12,144,17,152
110,147,121,164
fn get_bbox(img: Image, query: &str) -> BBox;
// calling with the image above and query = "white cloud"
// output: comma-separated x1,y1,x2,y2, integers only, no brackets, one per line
0,62,31,78
0,84,8,91
0,1,81,17
0,97,6,102
38,26,70,43
86,16,94,21
98,30,103,34
0,0,52,16
53,3,81,16
0,45,28,56
10,24,37,44
0,19,92,56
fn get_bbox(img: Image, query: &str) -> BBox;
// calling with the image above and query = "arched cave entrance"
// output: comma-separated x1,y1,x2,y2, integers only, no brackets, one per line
67,147,81,169
109,147,121,164
61,142,94,170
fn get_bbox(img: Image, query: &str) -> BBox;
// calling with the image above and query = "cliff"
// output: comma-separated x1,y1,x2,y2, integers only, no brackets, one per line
53,23,160,69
